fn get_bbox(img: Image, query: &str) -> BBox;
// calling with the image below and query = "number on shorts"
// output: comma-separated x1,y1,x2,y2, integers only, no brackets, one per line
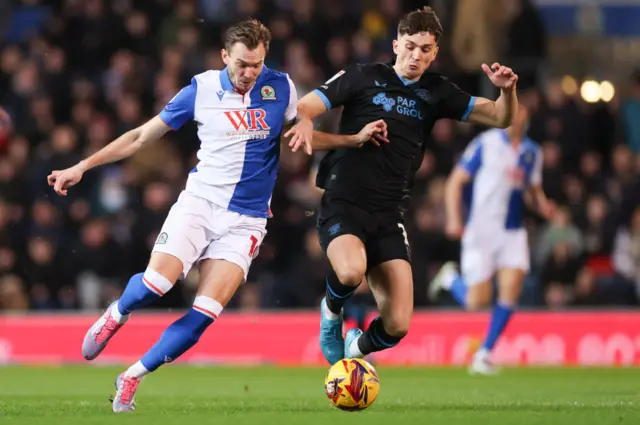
398,223,409,247
248,235,259,257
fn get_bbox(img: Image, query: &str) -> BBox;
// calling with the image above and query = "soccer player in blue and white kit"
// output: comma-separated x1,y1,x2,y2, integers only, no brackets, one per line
428,105,555,375
48,20,306,412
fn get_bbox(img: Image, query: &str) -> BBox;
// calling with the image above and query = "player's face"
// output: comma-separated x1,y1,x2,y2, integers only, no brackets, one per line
222,42,266,92
392,32,438,81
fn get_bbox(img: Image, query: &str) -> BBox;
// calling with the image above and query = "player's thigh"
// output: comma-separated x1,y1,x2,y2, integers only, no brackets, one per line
318,200,368,285
200,208,267,288
326,235,367,285
367,259,413,336
496,229,529,304
150,191,213,282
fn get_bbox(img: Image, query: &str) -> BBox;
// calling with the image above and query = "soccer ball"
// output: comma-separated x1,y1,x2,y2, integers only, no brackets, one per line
324,358,380,411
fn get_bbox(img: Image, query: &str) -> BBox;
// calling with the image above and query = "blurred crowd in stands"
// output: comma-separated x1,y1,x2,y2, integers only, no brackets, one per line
1,0,639,312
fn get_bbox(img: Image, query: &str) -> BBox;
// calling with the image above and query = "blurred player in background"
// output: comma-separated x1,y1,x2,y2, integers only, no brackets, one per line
428,104,555,375
48,19,302,412
286,7,520,365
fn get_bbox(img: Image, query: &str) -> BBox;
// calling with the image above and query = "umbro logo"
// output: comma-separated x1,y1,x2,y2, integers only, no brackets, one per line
374,80,387,87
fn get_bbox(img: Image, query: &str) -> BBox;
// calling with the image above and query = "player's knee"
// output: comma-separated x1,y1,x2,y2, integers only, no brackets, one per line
148,252,184,284
333,265,365,287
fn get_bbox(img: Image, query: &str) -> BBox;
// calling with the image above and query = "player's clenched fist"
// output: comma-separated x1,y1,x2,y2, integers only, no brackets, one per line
47,164,85,196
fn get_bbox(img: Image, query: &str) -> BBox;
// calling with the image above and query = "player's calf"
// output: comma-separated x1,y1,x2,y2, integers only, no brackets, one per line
472,268,524,374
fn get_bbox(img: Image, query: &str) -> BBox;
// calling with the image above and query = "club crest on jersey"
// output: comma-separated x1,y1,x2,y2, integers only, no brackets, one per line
414,89,433,103
224,109,271,140
373,92,396,112
261,85,276,100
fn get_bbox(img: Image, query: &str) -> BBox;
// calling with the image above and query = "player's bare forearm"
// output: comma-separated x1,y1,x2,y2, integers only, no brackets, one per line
467,90,518,129
311,131,358,150
78,116,169,172
445,168,468,227
494,88,518,128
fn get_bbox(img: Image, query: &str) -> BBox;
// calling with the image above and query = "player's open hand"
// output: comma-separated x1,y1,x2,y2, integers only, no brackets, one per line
481,63,518,91
354,120,389,147
285,118,314,155
47,165,84,196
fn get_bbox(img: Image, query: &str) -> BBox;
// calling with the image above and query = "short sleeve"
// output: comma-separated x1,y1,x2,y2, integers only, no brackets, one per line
437,76,476,121
530,147,543,186
284,75,298,124
159,77,197,130
312,65,361,110
458,138,483,176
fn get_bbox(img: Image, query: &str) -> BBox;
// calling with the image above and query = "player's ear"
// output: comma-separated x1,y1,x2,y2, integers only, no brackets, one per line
392,39,398,55
221,48,230,65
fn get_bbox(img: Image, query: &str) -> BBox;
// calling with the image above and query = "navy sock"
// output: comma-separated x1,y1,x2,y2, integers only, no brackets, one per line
481,303,514,351
357,316,404,355
325,268,360,315
140,308,213,372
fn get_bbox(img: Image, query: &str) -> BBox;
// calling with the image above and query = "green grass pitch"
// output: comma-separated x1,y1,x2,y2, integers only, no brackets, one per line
1,366,639,424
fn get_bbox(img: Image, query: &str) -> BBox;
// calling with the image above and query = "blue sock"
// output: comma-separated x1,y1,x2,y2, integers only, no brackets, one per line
140,309,213,372
482,303,514,351
450,274,468,307
118,273,160,315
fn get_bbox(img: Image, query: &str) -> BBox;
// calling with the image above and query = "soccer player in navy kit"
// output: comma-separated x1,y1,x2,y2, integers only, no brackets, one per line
286,7,520,365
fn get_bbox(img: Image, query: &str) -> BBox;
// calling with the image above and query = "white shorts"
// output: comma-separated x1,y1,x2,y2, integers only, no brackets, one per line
461,227,529,286
152,191,267,281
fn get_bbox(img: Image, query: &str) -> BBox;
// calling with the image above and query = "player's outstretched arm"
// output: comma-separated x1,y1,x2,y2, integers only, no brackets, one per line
526,185,556,220
288,91,389,151
466,63,519,129
444,166,470,239
48,115,170,196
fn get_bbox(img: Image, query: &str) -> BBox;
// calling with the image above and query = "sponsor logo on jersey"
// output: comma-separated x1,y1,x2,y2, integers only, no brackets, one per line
506,166,525,188
372,93,425,120
224,109,271,140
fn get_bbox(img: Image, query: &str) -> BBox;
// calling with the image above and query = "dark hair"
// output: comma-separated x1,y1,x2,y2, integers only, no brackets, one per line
397,6,443,43
224,19,271,52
